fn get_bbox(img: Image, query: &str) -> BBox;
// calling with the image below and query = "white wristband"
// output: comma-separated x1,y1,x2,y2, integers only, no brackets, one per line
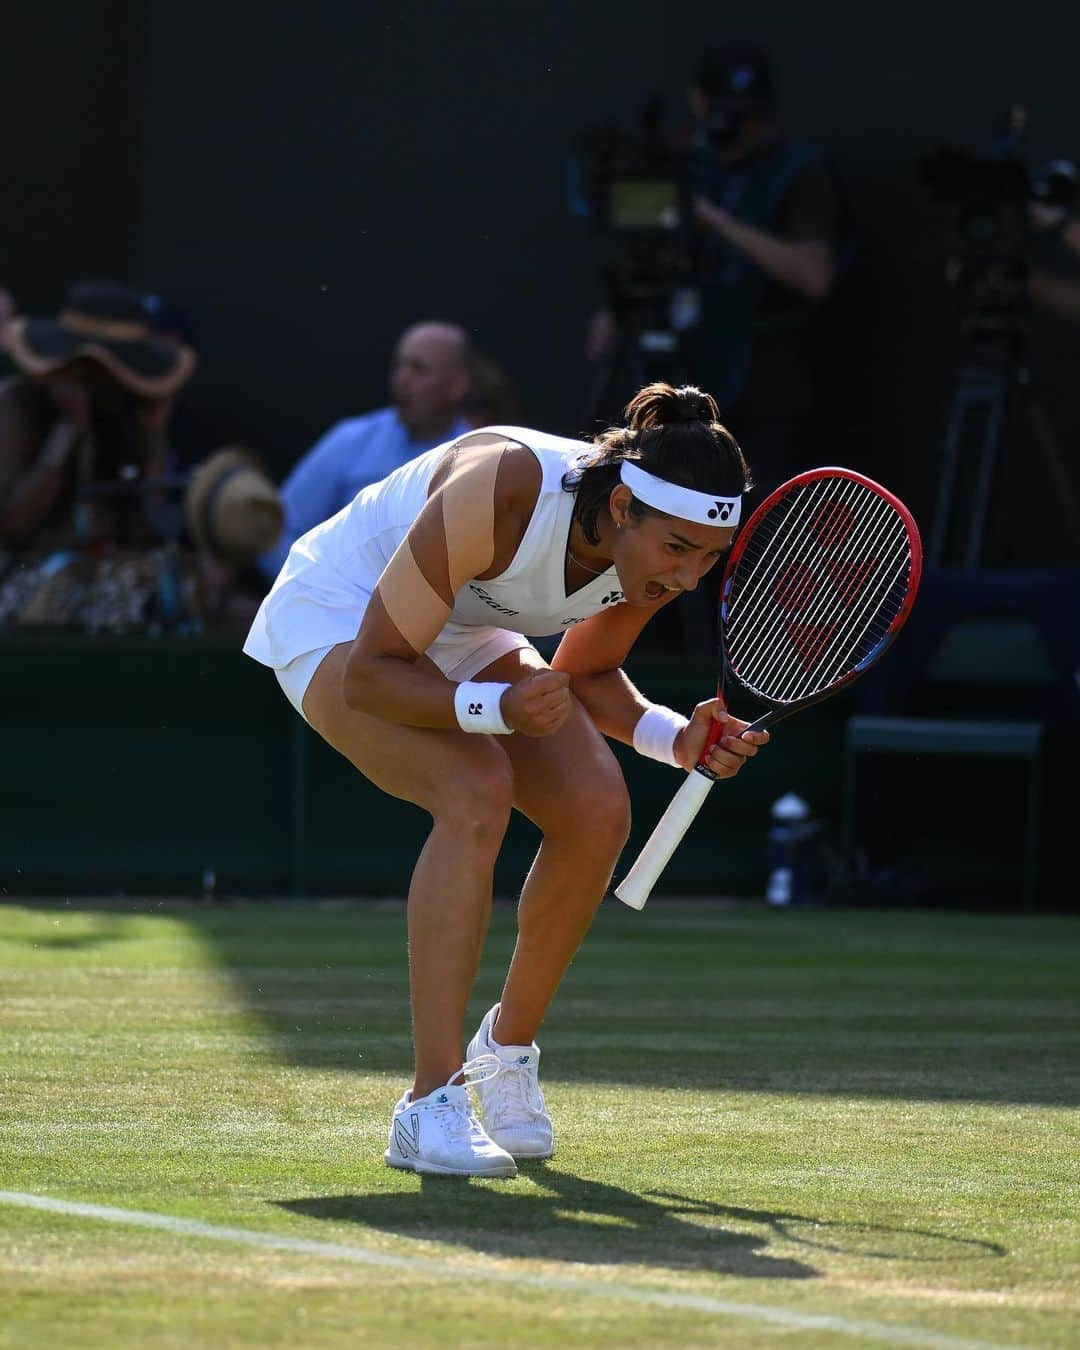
454,681,513,735
633,704,689,767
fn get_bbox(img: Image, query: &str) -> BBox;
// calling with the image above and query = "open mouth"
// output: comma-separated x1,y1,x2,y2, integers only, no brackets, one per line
645,580,679,600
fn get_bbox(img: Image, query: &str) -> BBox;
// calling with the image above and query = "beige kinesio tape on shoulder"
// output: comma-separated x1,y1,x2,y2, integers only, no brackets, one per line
376,537,453,654
376,441,505,654
440,440,501,591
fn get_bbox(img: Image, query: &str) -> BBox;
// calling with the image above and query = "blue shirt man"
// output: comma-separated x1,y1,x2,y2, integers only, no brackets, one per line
259,320,472,580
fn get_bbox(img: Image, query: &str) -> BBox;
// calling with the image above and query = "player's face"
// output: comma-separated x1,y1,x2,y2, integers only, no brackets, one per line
614,510,734,607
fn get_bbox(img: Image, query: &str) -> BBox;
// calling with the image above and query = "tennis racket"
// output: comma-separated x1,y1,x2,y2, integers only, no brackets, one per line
615,466,922,910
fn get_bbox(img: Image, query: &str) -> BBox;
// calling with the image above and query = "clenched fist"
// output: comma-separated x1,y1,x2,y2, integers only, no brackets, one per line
501,669,572,737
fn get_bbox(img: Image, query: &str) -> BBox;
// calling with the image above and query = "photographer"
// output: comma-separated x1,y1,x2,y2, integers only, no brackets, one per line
586,45,840,502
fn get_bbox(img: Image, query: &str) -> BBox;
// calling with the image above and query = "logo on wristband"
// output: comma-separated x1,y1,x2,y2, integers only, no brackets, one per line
468,702,483,715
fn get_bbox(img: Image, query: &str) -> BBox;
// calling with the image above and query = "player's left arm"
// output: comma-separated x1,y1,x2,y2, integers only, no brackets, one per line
551,598,667,741
551,600,766,775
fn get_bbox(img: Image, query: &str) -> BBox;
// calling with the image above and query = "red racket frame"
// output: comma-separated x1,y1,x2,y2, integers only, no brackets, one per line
696,466,923,772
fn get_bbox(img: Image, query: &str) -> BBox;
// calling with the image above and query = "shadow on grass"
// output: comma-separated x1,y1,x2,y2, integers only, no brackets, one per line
278,1167,817,1279
12,899,1080,1106
277,1167,1005,1277
182,900,1080,1107
3,913,131,951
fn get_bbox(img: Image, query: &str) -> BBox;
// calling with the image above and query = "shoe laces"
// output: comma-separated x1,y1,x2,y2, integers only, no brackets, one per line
486,1053,544,1125
454,1053,502,1088
431,1055,502,1142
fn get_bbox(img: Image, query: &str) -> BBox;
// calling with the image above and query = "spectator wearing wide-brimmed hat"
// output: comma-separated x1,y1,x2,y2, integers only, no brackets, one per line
183,447,286,636
0,285,287,635
0,281,196,555
4,280,195,397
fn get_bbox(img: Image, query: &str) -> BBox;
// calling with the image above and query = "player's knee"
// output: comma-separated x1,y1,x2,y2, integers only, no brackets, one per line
555,761,632,856
595,778,633,856
432,745,513,848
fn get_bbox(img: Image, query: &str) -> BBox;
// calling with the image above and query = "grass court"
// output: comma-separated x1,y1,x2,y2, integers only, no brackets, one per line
1,899,1077,1348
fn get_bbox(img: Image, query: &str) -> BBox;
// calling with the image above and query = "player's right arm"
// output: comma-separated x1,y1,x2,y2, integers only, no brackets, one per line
342,436,570,736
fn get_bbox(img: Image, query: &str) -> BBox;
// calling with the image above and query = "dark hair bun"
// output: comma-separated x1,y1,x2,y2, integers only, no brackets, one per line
623,382,720,431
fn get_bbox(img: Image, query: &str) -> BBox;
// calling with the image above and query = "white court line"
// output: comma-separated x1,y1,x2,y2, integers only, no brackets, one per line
0,1190,1019,1350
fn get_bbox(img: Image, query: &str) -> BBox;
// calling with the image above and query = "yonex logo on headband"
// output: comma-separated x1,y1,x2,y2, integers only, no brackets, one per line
620,462,742,528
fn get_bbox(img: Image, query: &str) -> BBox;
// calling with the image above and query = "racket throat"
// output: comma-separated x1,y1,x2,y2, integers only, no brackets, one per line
694,709,776,777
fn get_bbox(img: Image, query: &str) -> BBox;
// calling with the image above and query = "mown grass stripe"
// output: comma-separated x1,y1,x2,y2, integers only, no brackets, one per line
0,1190,1016,1350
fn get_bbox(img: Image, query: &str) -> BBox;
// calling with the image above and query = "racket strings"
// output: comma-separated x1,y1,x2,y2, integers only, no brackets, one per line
733,486,907,698
730,475,870,629
734,494,909,700
727,477,868,657
751,494,908,700
725,477,914,703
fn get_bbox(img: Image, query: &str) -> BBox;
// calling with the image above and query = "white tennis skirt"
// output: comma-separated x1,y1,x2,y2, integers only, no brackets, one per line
251,578,530,724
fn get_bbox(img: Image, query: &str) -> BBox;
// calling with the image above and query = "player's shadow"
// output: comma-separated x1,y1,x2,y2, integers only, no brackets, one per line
646,1194,1005,1263
277,1167,1002,1278
278,1166,815,1280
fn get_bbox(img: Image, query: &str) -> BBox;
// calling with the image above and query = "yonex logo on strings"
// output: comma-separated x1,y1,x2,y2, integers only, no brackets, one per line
468,702,484,715
708,502,734,521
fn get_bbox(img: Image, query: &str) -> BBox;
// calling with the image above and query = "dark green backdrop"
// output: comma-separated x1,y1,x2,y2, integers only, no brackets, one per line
2,637,845,899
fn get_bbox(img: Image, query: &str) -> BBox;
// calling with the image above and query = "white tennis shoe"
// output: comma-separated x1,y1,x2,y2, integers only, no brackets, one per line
465,1003,554,1160
383,1054,517,1177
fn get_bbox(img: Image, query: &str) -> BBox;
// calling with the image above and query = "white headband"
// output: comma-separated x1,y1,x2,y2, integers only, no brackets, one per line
620,461,742,527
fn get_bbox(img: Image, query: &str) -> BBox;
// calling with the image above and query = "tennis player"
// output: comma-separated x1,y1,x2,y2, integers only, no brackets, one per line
243,381,769,1177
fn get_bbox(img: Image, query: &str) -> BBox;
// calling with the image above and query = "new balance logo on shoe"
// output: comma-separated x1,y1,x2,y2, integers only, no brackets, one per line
517,1055,531,1065
393,1112,421,1157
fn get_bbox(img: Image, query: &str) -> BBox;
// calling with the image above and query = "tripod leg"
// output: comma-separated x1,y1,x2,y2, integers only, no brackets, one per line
931,370,1001,568
578,347,620,431
1028,397,1080,541
965,378,1005,570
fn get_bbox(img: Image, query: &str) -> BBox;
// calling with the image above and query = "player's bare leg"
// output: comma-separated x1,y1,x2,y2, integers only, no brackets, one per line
302,643,513,1100
472,647,631,1046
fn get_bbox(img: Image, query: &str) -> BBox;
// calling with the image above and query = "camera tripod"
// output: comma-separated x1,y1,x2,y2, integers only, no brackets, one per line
929,322,1080,568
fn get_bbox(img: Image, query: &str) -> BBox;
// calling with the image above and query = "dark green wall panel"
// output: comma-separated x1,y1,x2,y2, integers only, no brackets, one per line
1,640,846,899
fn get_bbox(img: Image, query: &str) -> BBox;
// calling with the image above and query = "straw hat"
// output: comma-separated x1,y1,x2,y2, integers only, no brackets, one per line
185,448,284,564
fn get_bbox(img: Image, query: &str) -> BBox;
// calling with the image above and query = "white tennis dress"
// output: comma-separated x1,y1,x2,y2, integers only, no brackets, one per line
242,426,626,718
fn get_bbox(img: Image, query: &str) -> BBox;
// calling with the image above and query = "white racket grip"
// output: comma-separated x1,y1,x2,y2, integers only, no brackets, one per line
615,768,716,910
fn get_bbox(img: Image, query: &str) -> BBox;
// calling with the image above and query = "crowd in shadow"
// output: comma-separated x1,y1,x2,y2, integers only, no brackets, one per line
0,285,519,639
3,43,1077,651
